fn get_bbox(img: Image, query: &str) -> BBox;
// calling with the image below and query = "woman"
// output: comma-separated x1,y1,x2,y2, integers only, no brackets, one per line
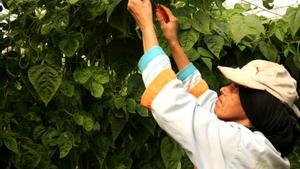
127,0,300,168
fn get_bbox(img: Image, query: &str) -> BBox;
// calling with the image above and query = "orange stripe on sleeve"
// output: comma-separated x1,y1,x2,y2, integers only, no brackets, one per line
187,80,209,98
141,68,176,108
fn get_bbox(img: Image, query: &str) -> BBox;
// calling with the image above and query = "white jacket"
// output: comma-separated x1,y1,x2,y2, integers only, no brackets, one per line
138,46,290,169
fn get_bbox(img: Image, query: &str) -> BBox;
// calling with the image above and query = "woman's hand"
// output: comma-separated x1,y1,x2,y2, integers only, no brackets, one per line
127,0,153,32
156,6,189,70
127,0,159,52
156,5,179,44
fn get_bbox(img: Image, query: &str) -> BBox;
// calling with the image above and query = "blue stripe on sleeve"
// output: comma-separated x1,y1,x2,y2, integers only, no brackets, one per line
138,46,165,72
177,63,197,81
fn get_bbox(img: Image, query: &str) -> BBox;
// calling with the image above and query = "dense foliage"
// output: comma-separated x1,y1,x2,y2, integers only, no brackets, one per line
0,0,299,168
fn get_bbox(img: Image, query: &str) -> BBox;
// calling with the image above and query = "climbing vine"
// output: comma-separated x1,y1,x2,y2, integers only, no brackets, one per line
0,0,299,168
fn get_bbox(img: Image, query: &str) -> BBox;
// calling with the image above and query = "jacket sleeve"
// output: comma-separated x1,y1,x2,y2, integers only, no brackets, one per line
138,46,242,168
177,63,208,95
176,63,218,112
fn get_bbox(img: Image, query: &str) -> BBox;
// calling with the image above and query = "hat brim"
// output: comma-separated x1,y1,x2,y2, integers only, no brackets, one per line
217,66,266,90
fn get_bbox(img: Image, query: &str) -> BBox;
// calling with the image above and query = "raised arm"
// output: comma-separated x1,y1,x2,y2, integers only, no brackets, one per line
156,5,190,71
156,6,214,104
127,0,158,52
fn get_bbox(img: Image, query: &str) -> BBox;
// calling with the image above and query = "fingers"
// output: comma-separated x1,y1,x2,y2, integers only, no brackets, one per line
160,5,176,21
128,0,151,8
156,10,166,26
156,10,163,21
127,0,140,11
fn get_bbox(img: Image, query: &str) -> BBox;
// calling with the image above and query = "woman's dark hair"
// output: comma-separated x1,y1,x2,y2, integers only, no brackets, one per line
239,86,300,157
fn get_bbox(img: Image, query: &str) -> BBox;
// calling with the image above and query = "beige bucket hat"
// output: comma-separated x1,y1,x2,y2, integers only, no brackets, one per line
218,60,300,117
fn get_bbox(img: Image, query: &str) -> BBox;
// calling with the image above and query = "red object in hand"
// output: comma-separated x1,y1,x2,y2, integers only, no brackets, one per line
156,6,169,23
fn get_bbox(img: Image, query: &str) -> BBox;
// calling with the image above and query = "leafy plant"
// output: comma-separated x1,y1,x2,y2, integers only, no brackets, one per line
0,0,299,169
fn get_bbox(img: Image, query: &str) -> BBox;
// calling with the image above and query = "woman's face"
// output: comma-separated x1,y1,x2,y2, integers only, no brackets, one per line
214,83,250,125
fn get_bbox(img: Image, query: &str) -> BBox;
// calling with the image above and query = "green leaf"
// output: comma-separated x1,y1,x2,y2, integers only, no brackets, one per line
275,28,285,42
73,113,84,126
238,45,246,51
201,57,213,71
179,29,199,51
93,122,101,131
293,55,300,70
106,0,122,21
109,114,127,142
136,104,149,117
90,80,104,98
108,4,129,35
92,70,110,84
119,84,127,97
229,15,265,43
53,10,69,31
259,41,279,62
92,135,111,168
127,74,144,97
284,6,300,37
28,65,63,106
73,68,92,84
211,21,228,39
186,48,200,61
267,21,276,37
284,47,290,58
59,143,72,158
178,16,191,30
287,45,297,56
4,136,19,154
17,144,41,169
114,96,126,109
192,10,211,34
270,19,287,42
204,35,224,58
43,48,62,67
41,128,60,147
173,1,186,8
41,22,54,35
60,80,75,97
197,47,214,59
126,98,136,113
214,0,225,8
289,144,300,168
0,14,9,21
25,112,41,122
83,116,95,132
131,125,151,150
161,136,182,169
33,125,46,141
67,0,79,4
112,157,133,169
59,37,79,57
241,40,253,48
114,110,125,118
84,1,108,20
139,118,156,135
58,132,73,158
